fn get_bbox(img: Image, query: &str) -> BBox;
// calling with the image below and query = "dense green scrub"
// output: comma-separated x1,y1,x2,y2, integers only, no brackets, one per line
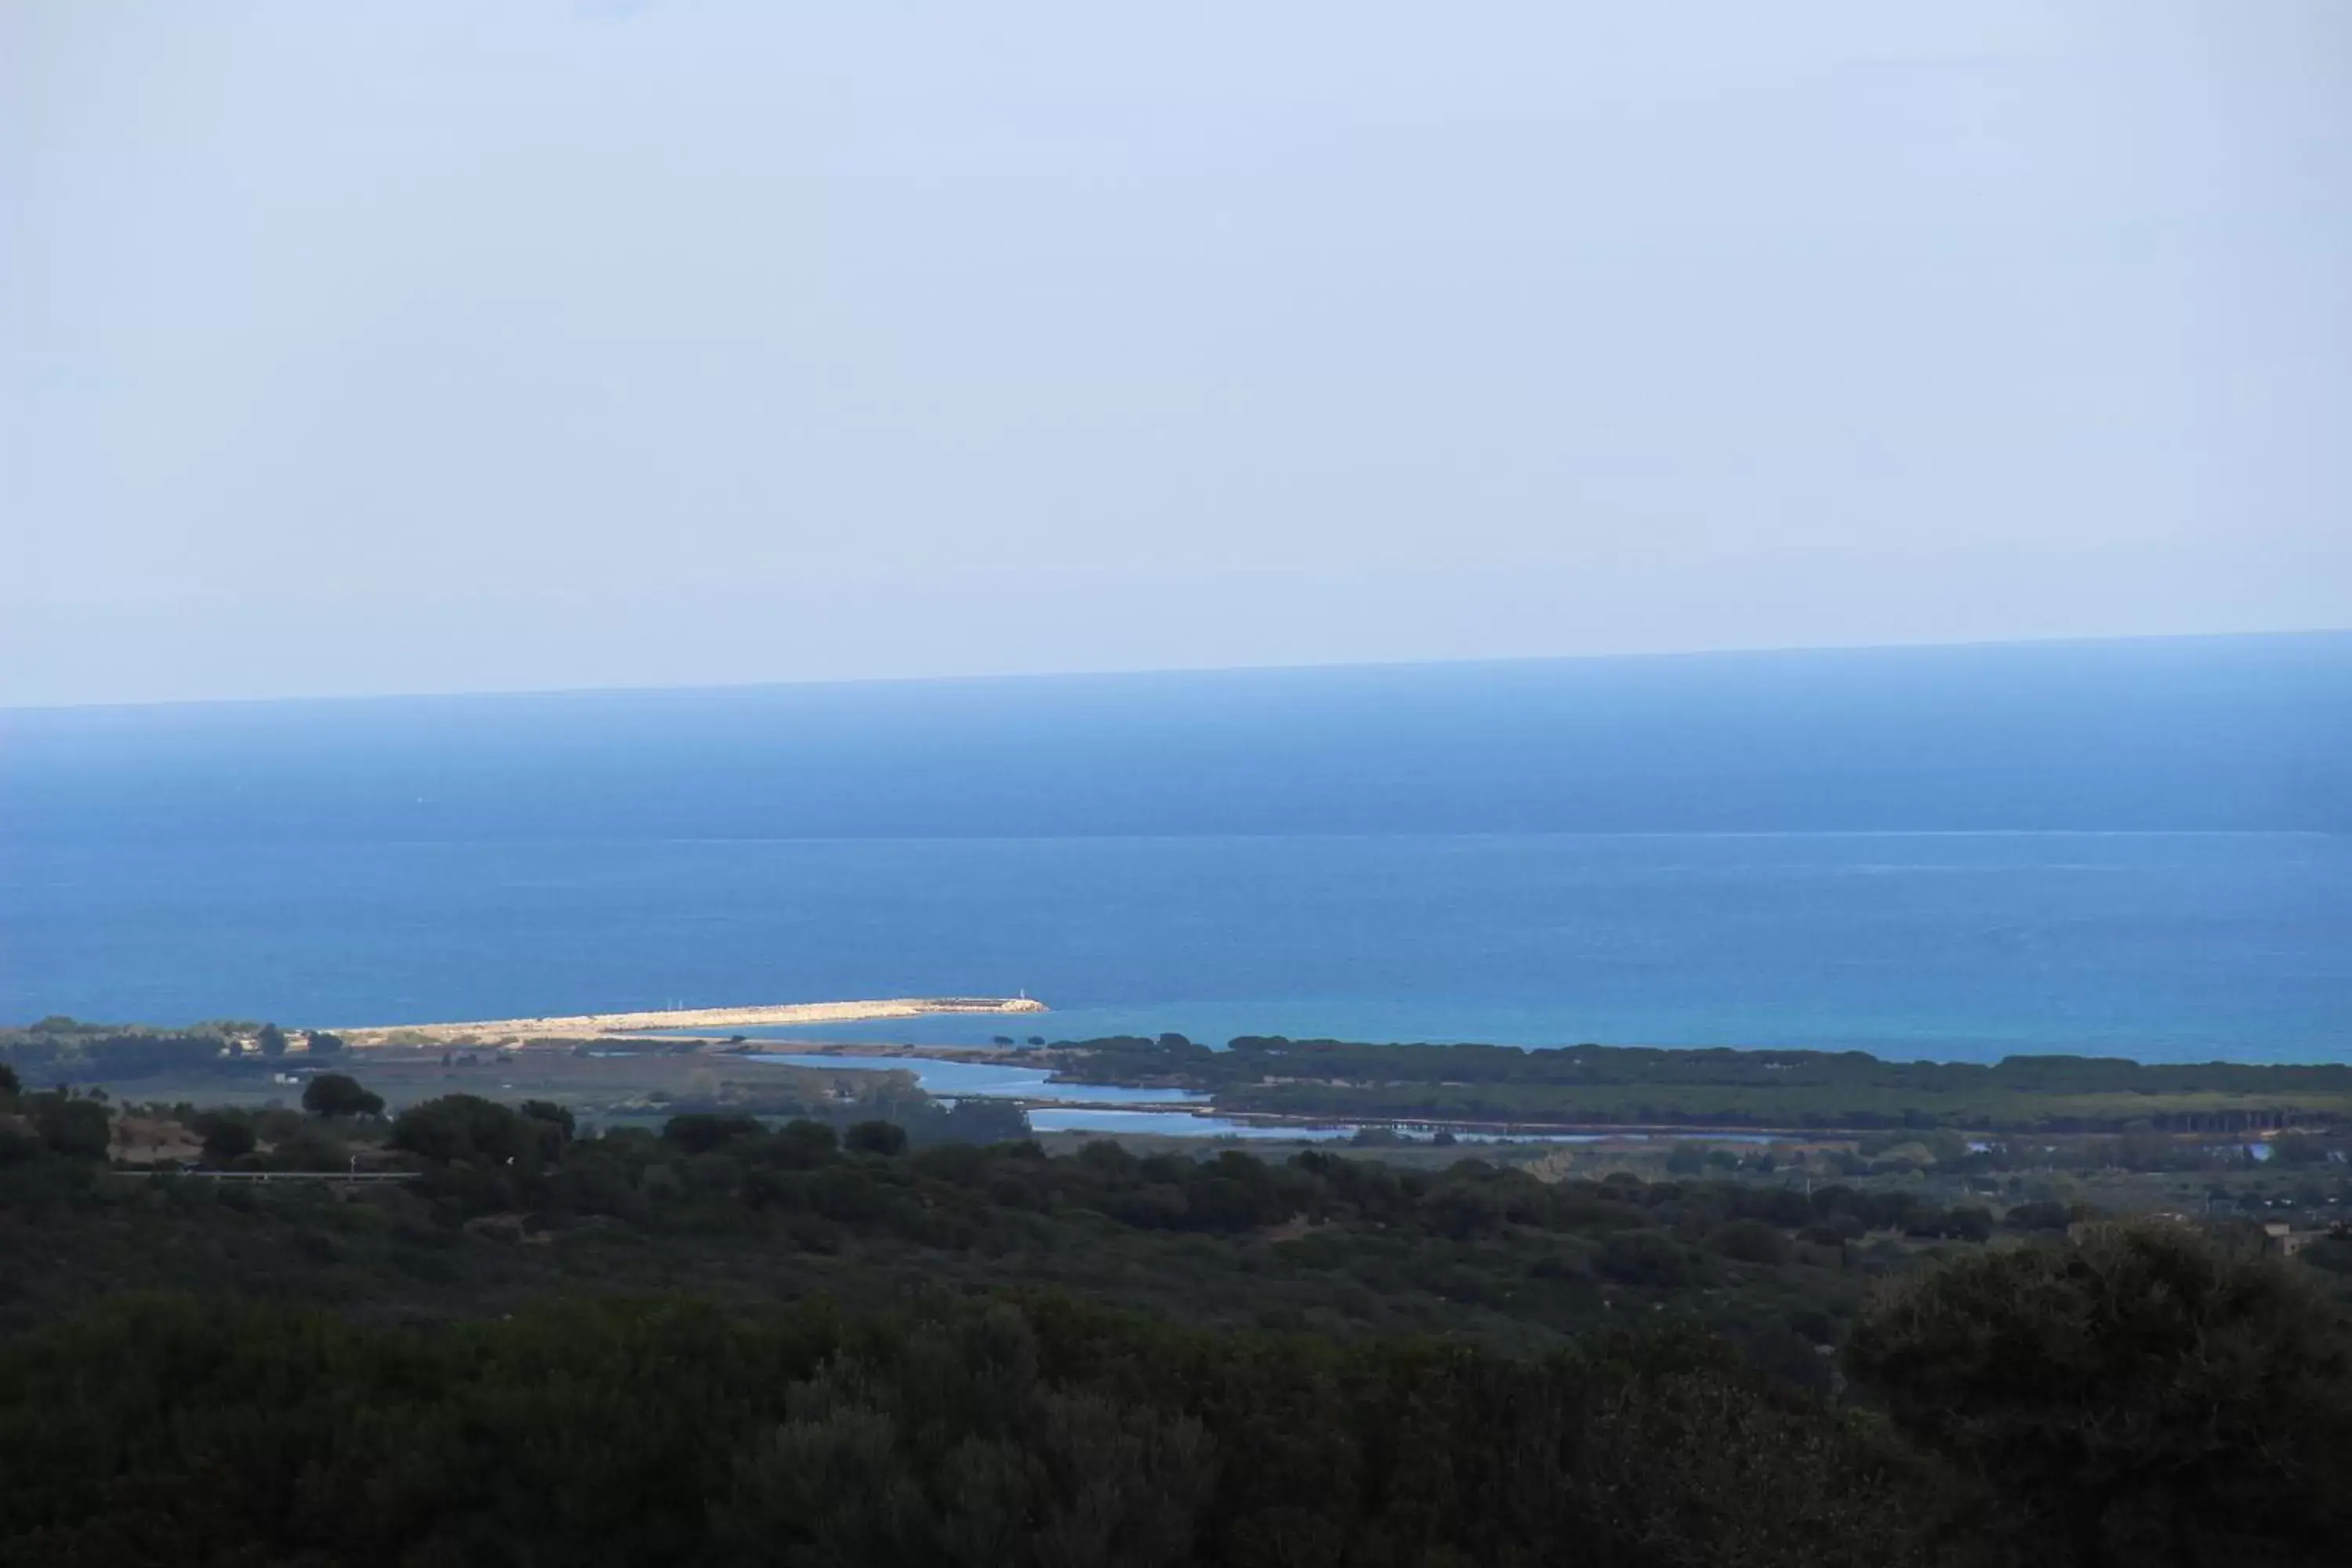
1056,1036,2352,1132
2,1222,2347,1565
8,1078,2352,1565
4,1095,1945,1368
0,1293,1933,1568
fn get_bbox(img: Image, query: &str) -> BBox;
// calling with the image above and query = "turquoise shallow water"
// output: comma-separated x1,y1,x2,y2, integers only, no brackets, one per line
4,639,2347,1062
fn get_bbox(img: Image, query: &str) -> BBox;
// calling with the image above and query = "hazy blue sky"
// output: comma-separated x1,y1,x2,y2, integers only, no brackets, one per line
5,0,2347,706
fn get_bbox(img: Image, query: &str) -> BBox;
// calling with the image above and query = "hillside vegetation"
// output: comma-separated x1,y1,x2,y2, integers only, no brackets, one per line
5,1062,2352,1564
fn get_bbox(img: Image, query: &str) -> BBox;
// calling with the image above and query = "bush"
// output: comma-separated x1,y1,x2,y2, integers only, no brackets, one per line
520,1100,575,1142
664,1114,765,1156
301,1073,384,1119
1905,1205,1993,1243
1599,1230,1698,1288
778,1119,840,1163
34,1098,112,1161
392,1094,557,1166
199,1119,257,1165
265,1128,349,1171
936,1098,1029,1146
1846,1220,2352,1566
846,1120,908,1157
1708,1218,1792,1266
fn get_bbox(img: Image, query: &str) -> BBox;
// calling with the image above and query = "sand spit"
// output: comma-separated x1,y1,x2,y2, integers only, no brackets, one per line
339,996,1047,1048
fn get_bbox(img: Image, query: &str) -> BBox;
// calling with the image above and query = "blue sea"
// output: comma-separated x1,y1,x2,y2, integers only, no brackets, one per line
3,635,2348,1063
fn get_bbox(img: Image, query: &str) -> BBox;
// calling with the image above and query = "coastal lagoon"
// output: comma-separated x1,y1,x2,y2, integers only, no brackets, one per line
751,1051,1316,1138
1025,1108,1341,1139
751,1052,1795,1142
5,638,2347,1062
746,1051,1210,1106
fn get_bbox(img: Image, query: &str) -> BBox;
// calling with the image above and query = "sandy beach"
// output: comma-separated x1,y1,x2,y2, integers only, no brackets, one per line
337,995,1046,1047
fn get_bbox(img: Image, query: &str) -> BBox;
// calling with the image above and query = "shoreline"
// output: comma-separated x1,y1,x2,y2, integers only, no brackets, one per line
732,1045,1839,1139
336,996,1046,1048
739,1042,2335,1142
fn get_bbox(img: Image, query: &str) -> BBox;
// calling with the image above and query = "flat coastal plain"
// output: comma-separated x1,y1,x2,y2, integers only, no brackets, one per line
338,996,1045,1048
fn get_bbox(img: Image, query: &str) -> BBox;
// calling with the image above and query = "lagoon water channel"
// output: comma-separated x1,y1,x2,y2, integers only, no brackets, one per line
746,1051,1319,1138
748,1052,1784,1143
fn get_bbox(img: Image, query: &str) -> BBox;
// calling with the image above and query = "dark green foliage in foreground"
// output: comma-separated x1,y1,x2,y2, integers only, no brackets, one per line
5,1066,2352,1566
1056,1036,2352,1133
0,1292,1926,1568
1846,1221,2352,1567
1,1225,2347,1566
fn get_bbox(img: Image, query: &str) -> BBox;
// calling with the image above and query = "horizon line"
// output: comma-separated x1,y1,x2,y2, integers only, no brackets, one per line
7,624,2349,717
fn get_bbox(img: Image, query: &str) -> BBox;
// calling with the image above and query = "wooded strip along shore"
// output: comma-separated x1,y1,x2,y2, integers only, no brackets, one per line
1042,1035,2352,1134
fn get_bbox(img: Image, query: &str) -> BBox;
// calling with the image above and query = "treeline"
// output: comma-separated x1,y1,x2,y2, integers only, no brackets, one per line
411,1093,1991,1248
1054,1036,2352,1133
1,1018,348,1085
5,1078,2082,1369
3,1226,2350,1566
4,1032,238,1083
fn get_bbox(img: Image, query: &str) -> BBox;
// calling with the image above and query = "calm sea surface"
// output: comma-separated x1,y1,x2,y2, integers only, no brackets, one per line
5,637,2348,1063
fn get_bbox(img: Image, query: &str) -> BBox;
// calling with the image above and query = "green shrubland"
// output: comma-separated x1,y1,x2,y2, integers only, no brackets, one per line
4,1070,2350,1565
